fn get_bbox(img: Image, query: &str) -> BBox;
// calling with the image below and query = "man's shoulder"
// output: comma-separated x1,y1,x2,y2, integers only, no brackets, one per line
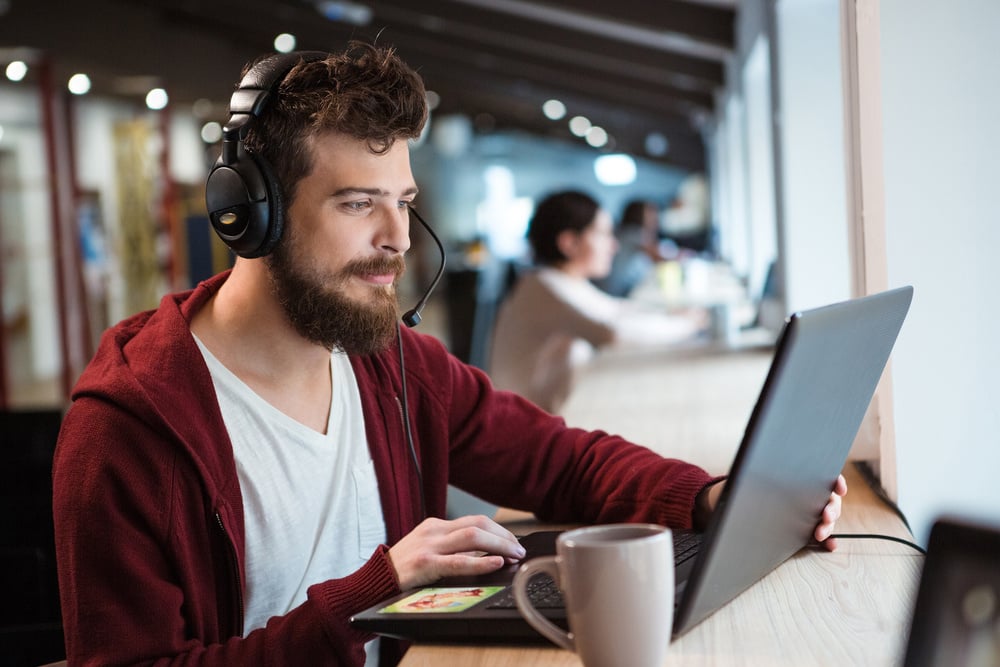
73,277,219,410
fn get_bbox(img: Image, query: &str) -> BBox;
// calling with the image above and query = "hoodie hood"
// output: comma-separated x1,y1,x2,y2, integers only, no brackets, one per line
71,271,237,499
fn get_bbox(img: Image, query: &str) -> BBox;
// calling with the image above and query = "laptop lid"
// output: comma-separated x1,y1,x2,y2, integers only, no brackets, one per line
351,286,913,644
673,285,913,634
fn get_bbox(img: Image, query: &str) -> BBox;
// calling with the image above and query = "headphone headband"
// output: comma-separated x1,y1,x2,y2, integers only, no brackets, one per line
221,51,328,150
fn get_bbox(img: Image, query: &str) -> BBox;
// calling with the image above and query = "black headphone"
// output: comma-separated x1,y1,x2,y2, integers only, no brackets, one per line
205,51,327,258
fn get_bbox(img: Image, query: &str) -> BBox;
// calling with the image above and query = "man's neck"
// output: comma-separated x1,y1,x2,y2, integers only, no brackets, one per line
191,262,334,433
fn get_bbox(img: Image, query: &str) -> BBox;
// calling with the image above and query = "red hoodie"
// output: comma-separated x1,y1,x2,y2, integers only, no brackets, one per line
53,271,713,666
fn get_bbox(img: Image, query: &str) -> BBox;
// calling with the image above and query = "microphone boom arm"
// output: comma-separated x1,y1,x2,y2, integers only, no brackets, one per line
402,206,447,328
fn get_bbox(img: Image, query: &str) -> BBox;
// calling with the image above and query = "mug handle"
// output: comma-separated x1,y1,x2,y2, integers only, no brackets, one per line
512,557,575,651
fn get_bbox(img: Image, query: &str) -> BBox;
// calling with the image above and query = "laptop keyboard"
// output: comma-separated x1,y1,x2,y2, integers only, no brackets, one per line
486,574,565,610
487,530,702,611
673,529,703,563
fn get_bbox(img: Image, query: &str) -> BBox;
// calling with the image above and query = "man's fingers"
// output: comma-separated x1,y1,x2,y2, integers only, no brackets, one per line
435,553,508,578
834,474,848,496
389,515,528,588
815,520,833,543
826,491,843,521
436,520,526,561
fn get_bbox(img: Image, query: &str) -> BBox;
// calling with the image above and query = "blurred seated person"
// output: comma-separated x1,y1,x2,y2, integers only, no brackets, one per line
488,190,706,414
663,174,715,255
595,198,677,297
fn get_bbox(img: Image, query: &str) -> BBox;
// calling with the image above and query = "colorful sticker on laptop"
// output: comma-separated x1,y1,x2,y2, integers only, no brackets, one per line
378,586,506,613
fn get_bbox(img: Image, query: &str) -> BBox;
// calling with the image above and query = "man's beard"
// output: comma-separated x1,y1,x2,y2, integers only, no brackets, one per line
265,235,404,355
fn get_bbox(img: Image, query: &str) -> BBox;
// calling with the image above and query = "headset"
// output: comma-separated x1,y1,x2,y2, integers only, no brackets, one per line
205,51,447,518
204,51,445,321
205,51,327,259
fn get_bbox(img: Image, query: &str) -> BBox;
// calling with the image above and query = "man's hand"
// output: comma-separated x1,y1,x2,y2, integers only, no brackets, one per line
695,473,848,550
387,515,527,590
814,474,848,551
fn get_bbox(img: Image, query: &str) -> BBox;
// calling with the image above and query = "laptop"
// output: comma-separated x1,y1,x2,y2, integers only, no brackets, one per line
351,286,914,643
902,517,1000,667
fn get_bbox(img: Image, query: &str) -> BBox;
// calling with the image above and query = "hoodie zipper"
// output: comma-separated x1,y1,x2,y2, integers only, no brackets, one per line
214,511,245,637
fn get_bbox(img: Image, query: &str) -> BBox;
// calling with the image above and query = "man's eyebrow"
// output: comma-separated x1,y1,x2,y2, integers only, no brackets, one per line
332,186,420,197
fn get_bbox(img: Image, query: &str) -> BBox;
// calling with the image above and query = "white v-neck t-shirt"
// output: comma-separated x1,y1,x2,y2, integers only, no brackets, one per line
194,337,386,664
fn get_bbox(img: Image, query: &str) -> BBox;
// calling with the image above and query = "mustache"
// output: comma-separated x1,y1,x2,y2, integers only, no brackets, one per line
344,255,406,278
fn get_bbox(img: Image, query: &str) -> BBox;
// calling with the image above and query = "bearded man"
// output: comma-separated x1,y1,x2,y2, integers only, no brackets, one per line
52,41,845,667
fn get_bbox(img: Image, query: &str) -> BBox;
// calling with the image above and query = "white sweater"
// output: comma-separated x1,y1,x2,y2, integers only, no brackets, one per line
488,268,700,414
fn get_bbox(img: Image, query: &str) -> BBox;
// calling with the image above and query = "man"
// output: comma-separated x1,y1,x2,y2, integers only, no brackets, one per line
52,42,845,666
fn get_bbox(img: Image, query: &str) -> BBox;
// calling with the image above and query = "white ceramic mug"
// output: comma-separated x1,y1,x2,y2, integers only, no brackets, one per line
513,523,674,667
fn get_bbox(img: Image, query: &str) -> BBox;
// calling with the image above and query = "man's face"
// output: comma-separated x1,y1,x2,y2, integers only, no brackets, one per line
265,132,417,354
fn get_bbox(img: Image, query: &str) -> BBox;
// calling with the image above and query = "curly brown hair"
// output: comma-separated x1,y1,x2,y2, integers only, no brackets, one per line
241,40,427,208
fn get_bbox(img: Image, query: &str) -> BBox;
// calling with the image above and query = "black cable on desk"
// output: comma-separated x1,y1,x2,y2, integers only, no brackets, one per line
825,462,926,554
829,532,926,554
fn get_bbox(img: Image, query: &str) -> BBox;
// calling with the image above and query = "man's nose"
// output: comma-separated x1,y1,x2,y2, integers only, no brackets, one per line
376,205,411,254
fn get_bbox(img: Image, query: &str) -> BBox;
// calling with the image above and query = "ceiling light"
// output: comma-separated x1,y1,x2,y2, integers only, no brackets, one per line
431,114,472,157
425,90,440,111
274,33,297,53
67,73,91,95
568,115,591,137
542,99,566,120
593,153,637,186
645,132,670,157
201,121,223,144
5,60,27,82
315,1,372,25
585,126,608,148
146,87,169,110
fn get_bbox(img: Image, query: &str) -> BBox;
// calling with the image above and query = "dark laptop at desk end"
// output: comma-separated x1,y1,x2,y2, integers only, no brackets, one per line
902,516,1000,667
351,286,914,644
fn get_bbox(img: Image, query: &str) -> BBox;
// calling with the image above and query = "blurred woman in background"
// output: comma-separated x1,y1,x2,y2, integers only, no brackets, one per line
488,190,706,414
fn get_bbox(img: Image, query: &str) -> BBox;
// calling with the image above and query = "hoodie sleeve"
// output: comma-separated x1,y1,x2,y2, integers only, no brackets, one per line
399,329,715,530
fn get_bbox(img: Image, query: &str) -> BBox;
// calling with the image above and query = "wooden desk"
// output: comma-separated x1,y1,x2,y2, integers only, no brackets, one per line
401,347,924,666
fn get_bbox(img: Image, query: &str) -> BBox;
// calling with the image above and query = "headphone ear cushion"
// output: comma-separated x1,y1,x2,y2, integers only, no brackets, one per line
244,151,284,258
205,148,284,258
